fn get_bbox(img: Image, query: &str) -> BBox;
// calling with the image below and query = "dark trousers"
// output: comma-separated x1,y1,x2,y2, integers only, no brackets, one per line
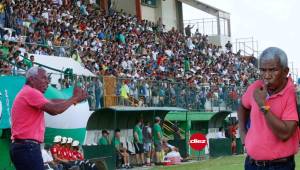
10,142,44,170
245,156,295,170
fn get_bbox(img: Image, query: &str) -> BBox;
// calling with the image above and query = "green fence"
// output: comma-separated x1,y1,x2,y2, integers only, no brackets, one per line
209,138,244,157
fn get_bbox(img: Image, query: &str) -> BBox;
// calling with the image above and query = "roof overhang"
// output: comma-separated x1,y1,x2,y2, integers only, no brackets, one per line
178,0,230,19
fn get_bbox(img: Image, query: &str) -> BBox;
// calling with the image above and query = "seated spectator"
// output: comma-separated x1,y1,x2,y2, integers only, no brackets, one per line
51,137,77,169
71,140,98,170
164,147,182,165
98,129,110,145
161,140,182,164
216,127,226,138
41,144,63,170
113,128,131,169
71,140,84,161
50,136,65,163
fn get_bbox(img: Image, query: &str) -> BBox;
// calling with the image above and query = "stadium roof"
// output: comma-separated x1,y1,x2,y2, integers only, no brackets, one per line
86,106,187,130
178,0,230,19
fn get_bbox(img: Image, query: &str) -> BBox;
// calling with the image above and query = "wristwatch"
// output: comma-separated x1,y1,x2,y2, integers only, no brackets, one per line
260,105,270,115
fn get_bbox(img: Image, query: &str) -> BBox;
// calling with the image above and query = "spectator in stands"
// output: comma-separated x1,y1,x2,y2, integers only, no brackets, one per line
153,116,163,165
113,128,131,169
0,0,259,111
238,47,298,170
184,25,194,37
22,53,32,69
29,55,35,66
119,80,130,106
98,129,110,145
0,61,11,74
133,119,145,166
225,41,232,52
93,77,103,109
142,121,152,166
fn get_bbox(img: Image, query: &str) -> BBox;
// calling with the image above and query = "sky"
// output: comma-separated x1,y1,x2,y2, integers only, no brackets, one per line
183,0,300,79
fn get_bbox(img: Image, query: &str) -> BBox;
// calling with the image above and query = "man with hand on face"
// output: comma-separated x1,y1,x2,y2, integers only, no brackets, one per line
10,66,88,170
238,47,299,170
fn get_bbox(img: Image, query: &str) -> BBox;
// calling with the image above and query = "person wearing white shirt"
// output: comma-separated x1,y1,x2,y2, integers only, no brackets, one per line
41,145,63,170
216,127,226,138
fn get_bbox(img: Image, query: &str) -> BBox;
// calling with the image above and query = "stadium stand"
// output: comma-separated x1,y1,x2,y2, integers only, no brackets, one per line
0,0,258,110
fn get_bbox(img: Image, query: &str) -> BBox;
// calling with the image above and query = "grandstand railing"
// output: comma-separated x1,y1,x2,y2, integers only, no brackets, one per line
0,52,244,112
113,77,243,112
183,18,229,36
0,38,73,58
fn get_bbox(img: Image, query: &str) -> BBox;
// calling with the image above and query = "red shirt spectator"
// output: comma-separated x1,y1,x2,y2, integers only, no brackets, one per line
72,150,84,160
50,144,61,156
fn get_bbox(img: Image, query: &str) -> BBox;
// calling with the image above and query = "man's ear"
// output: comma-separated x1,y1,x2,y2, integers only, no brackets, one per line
284,67,290,76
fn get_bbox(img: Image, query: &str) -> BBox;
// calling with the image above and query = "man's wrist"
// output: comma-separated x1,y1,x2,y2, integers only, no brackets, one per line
260,105,270,115
258,101,266,108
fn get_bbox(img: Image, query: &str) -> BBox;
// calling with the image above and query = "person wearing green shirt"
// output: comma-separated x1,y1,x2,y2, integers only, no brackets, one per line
184,56,190,73
153,117,163,164
113,129,130,168
98,130,110,145
133,119,144,166
22,53,33,69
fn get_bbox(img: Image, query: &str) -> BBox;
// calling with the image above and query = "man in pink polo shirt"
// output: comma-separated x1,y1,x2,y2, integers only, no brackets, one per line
10,66,87,170
238,47,299,170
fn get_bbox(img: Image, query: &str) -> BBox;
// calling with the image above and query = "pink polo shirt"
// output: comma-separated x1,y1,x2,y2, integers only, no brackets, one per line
242,78,299,160
11,85,49,143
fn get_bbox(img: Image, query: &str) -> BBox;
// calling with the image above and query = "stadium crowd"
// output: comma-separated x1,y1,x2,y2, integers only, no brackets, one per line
0,1,262,169
0,0,258,110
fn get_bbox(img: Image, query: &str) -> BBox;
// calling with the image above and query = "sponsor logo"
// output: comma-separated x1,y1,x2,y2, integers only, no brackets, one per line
189,133,207,151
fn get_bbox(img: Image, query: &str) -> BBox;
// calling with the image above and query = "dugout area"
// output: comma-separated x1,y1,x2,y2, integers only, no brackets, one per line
84,106,188,170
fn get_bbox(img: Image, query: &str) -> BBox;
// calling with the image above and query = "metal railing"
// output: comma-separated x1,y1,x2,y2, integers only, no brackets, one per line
183,18,229,36
114,77,244,112
0,38,73,58
0,53,99,110
234,37,260,57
